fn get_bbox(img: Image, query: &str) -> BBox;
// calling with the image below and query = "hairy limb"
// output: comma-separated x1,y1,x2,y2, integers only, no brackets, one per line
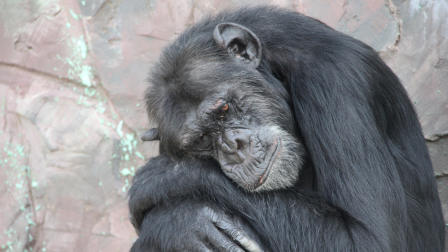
130,200,263,252
128,155,226,232
129,153,408,251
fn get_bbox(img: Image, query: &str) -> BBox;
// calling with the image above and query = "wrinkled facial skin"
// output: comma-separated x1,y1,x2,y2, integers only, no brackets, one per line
176,85,304,192
147,59,305,192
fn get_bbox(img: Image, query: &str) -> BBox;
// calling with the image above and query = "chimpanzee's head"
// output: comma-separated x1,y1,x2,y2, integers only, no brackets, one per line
143,22,305,191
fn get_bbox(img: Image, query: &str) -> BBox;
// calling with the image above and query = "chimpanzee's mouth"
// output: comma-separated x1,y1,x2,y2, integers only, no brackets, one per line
220,135,282,191
255,137,281,189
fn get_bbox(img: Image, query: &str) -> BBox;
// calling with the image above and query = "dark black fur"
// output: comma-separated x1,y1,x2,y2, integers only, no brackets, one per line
129,6,444,252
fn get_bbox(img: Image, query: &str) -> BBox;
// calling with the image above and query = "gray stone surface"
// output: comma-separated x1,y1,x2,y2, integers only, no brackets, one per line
0,0,446,251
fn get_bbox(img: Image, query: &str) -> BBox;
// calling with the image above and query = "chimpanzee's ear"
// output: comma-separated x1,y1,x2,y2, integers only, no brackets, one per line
213,23,262,68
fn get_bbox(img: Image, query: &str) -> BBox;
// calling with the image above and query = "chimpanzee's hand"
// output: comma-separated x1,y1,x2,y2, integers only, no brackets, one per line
128,154,234,233
130,201,264,252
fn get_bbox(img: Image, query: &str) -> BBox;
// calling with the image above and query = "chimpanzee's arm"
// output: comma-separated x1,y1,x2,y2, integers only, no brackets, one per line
128,155,226,232
129,152,412,252
130,199,264,252
128,154,265,252
128,155,339,252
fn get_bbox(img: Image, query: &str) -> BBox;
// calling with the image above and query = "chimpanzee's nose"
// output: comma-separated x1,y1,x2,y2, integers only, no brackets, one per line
221,129,252,152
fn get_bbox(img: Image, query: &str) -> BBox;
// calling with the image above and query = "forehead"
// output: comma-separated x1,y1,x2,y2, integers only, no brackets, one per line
185,60,243,92
152,41,266,118
188,60,227,81
177,61,232,122
163,59,247,105
152,59,231,124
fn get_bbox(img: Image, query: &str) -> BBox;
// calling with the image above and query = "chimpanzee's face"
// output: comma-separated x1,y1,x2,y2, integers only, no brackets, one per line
149,59,304,191
145,22,305,191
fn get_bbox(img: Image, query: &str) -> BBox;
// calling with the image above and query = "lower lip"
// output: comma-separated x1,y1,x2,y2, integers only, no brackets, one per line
258,137,282,186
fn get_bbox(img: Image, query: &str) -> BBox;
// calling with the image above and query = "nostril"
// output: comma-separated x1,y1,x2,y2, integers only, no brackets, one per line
236,140,241,150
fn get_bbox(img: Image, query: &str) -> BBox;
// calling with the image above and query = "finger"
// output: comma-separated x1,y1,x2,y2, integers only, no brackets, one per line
212,216,263,252
141,128,160,141
232,233,263,252
206,225,245,252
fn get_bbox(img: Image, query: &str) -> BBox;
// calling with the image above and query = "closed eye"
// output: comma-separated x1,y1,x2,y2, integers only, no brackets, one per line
194,133,213,151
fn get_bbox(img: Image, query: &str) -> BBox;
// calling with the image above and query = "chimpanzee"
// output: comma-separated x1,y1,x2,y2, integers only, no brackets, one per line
128,6,445,252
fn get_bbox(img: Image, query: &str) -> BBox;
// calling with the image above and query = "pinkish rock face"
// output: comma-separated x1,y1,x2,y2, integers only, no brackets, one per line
1,0,447,251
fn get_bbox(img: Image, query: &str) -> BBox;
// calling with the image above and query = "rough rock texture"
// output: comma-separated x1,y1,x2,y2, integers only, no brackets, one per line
0,0,446,251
